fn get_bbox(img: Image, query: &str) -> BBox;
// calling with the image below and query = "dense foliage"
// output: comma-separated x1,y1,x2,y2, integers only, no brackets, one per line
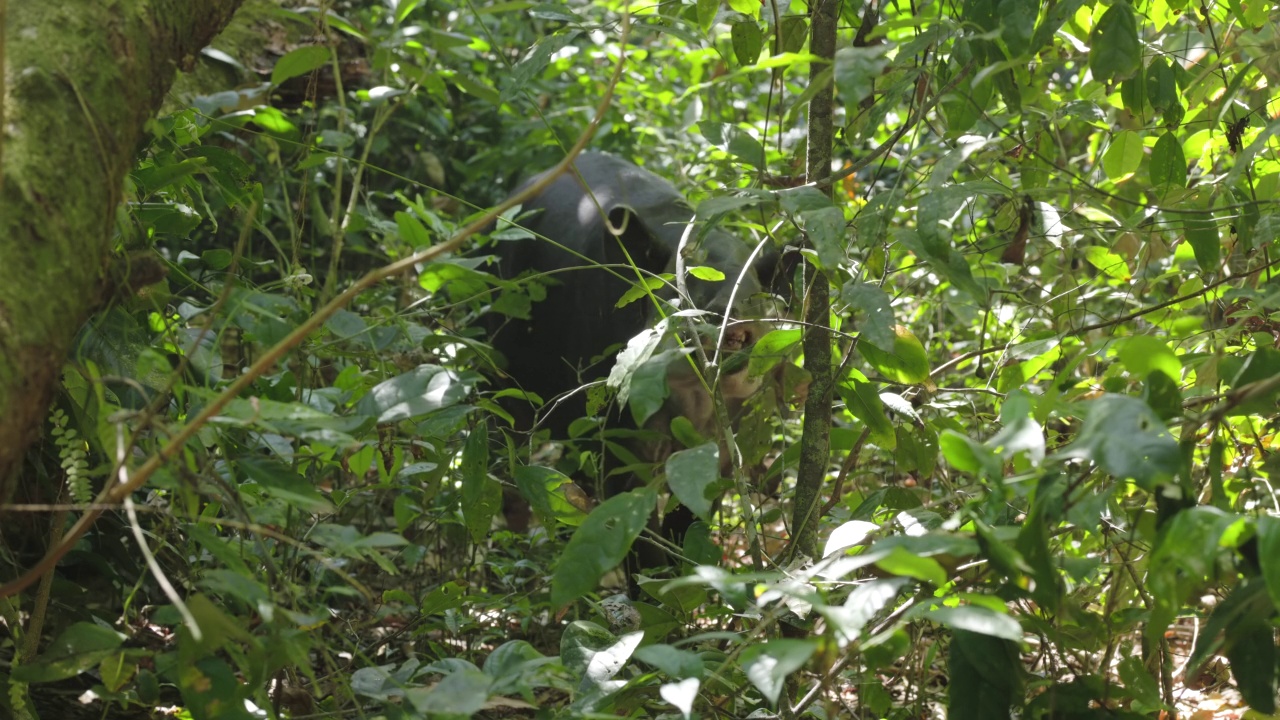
3,0,1280,718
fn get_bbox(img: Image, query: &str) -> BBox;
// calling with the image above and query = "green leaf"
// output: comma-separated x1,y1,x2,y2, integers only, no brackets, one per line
875,546,947,586
560,621,642,686
930,606,1023,641
272,46,332,85
661,677,701,718
997,0,1036,59
1145,57,1178,113
697,0,718,32
858,325,931,384
731,21,763,66
947,629,1021,720
552,489,657,606
748,328,802,377
1058,394,1179,489
1257,516,1280,611
11,623,125,683
1224,615,1278,714
839,378,895,447
1084,245,1132,280
406,668,493,715
1102,131,1143,181
461,425,501,542
779,186,846,270
238,457,334,513
1116,336,1181,382
515,465,590,527
780,16,807,52
941,75,993,134
699,121,766,169
666,443,719,522
420,581,468,616
688,265,725,282
742,639,819,705
834,46,890,108
1184,212,1220,272
1150,132,1186,188
726,0,759,15
634,644,706,679
940,429,1003,479
355,365,473,423
503,30,579,102
1088,3,1141,84
840,282,896,352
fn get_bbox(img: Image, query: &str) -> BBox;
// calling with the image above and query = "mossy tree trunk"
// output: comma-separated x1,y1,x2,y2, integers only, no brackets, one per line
0,0,244,500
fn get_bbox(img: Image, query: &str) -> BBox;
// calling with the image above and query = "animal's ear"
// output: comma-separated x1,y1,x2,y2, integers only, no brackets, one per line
608,205,673,273
754,243,803,305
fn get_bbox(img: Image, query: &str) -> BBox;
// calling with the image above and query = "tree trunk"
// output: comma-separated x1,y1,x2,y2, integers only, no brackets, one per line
0,0,245,499
789,0,839,560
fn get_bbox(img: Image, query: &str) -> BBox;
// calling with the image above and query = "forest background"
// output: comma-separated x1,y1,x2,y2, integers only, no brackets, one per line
1,0,1280,718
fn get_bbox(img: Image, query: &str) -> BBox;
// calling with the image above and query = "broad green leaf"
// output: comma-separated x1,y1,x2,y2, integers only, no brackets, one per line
941,75,993,134
1089,3,1141,84
503,31,579,102
840,282,896,352
1150,132,1186,187
616,275,667,308
1116,336,1181,381
1257,516,1280,611
272,46,332,85
1058,394,1179,489
661,677,700,719
839,378,895,447
940,429,1002,479
460,425,501,542
355,365,473,423
238,457,334,513
420,581,468,616
997,0,1036,60
1102,131,1143,181
930,606,1023,642
634,644,705,679
780,16,807,52
726,0,759,17
818,577,908,644
515,465,590,527
552,489,657,606
948,629,1021,720
1224,615,1277,713
779,186,846,270
858,325,931,384
698,121,766,169
11,623,125,682
666,443,719,522
1146,57,1178,113
1184,212,1220,272
1083,245,1131,280
406,668,492,715
560,621,642,685
178,657,250,719
875,546,947,586
834,46,890,109
697,0,718,32
748,328,802,377
731,21,763,66
742,639,819,706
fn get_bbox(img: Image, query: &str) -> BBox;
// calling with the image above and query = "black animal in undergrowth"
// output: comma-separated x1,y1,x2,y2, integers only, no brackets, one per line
485,151,790,579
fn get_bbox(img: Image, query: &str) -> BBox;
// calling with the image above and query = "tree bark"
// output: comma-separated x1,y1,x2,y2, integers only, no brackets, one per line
0,0,245,499
788,0,839,560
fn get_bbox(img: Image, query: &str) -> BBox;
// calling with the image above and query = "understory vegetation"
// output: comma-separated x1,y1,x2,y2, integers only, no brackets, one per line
3,0,1280,718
